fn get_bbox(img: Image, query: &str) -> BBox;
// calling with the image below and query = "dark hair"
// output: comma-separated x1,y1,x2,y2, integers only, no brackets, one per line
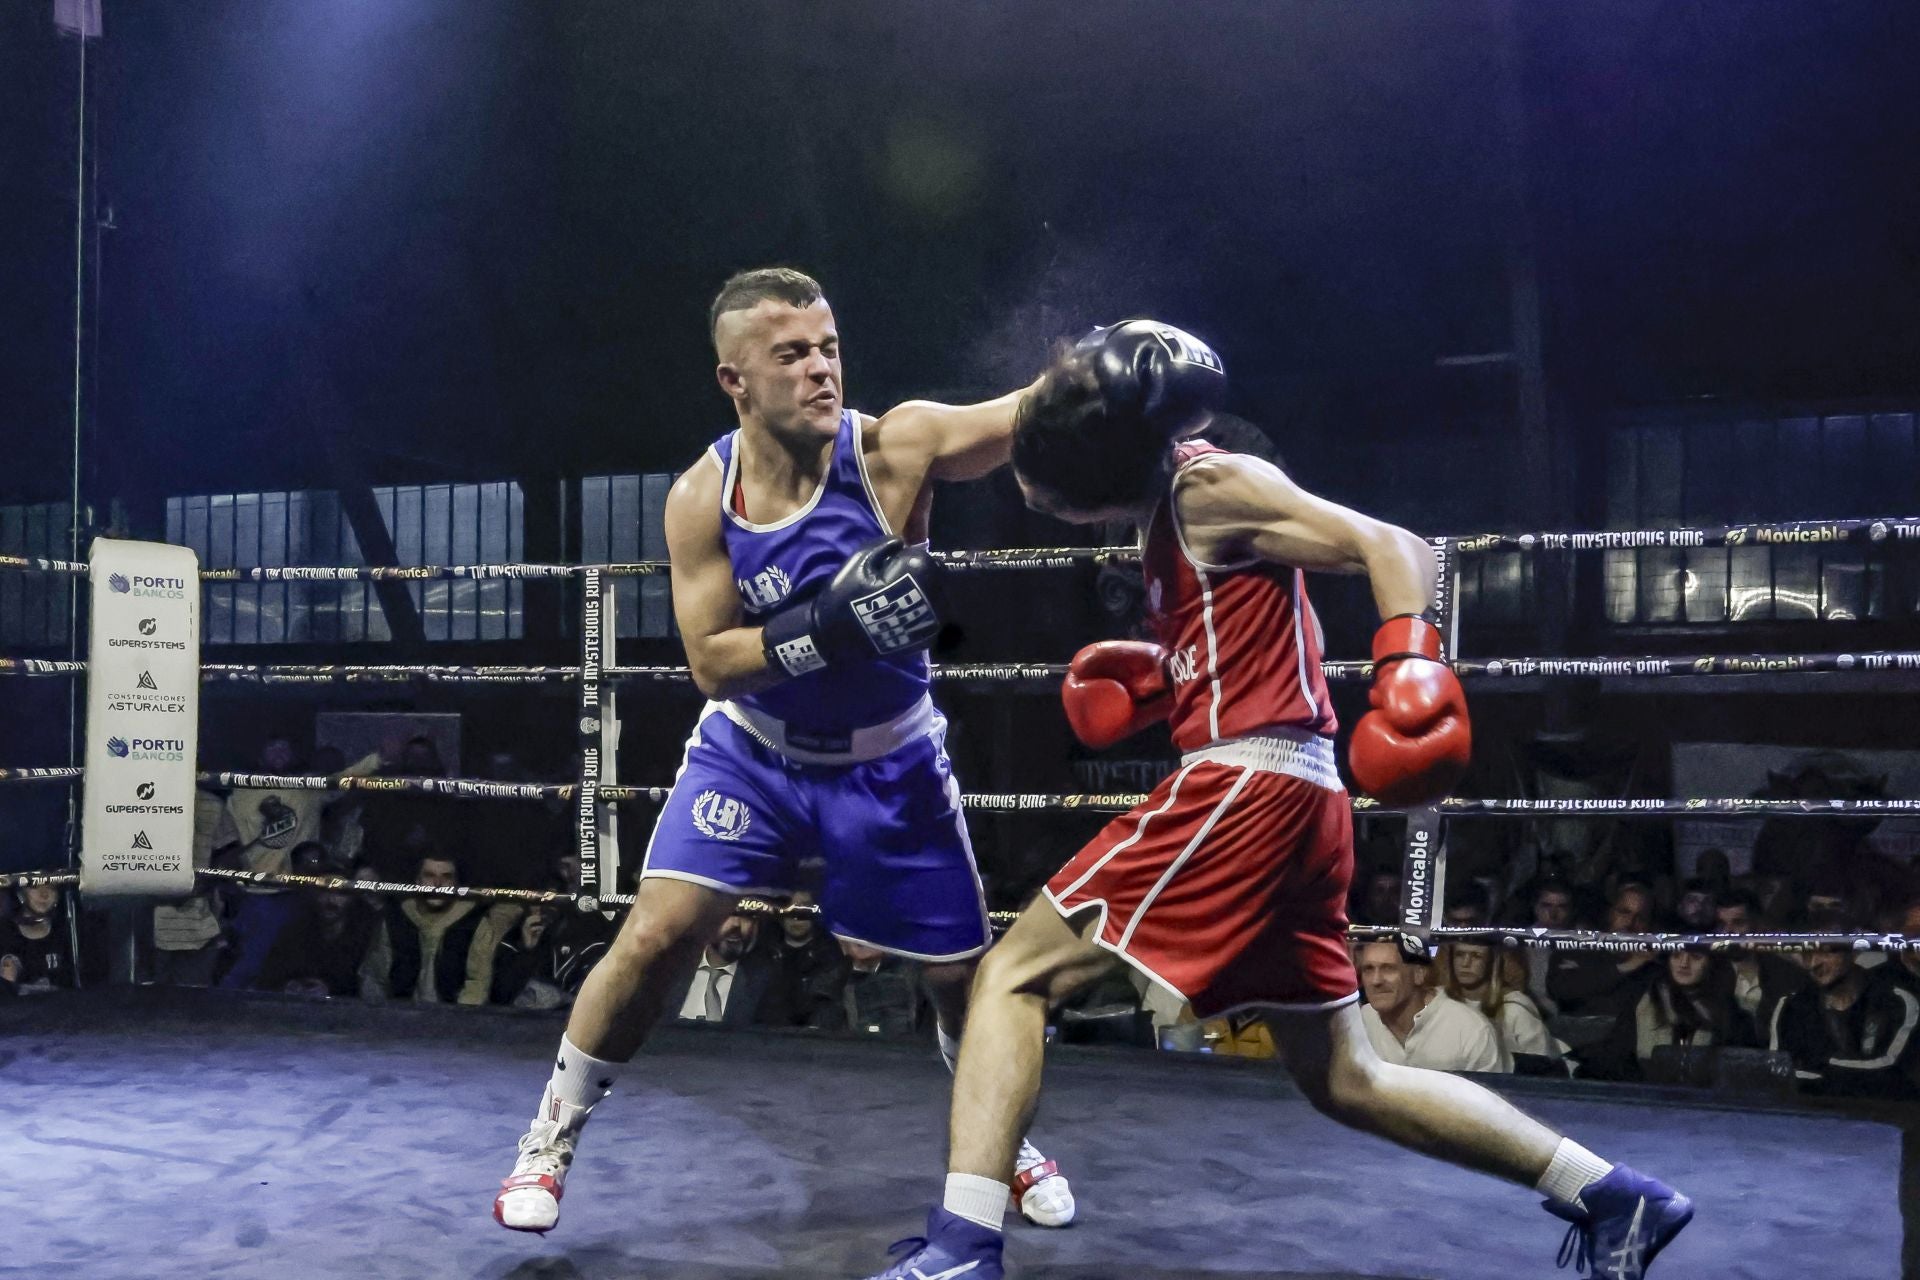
1447,882,1492,915
709,267,823,346
417,851,463,881
1010,348,1175,513
1533,877,1574,901
1716,888,1762,916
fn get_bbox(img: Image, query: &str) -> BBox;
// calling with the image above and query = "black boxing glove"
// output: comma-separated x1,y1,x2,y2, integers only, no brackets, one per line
1075,320,1227,439
761,536,945,678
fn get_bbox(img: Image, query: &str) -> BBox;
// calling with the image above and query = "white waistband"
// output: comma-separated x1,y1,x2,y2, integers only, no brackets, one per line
1181,726,1341,791
717,693,936,765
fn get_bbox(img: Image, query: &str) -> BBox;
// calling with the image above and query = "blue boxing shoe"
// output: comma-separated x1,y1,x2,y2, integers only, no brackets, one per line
864,1207,1004,1280
1544,1164,1693,1279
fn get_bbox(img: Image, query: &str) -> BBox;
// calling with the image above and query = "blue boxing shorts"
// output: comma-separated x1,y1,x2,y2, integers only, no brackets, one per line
639,700,991,962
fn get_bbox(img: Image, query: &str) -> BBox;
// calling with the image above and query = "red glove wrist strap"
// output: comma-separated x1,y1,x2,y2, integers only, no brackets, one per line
1371,614,1443,666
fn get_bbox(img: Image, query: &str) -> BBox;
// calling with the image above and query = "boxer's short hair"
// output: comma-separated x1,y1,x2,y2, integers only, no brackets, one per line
709,268,824,345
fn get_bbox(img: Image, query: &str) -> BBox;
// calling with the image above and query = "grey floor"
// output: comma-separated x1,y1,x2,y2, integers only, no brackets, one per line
2,990,1903,1279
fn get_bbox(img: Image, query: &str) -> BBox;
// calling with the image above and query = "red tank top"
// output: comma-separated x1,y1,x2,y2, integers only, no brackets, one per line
1140,441,1338,752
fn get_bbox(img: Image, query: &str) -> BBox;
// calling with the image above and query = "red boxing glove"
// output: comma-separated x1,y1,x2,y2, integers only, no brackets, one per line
1062,640,1174,750
1348,615,1471,806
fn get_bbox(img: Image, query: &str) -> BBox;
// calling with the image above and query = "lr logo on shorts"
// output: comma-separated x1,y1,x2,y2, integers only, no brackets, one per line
691,790,752,841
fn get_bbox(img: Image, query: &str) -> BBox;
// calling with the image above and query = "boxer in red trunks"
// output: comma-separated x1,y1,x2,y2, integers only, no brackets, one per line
864,323,1692,1280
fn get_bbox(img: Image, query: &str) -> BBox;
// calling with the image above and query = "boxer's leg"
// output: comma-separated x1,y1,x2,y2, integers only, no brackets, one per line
946,901,1115,1193
495,711,801,1232
564,876,738,1061
1267,1001,1561,1183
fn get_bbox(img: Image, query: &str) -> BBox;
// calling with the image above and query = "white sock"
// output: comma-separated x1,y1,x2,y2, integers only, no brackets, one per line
943,1172,1009,1232
1535,1138,1614,1212
937,1023,961,1074
545,1033,623,1118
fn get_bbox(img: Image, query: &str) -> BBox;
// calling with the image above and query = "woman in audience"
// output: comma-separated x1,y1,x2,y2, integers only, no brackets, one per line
1436,942,1559,1063
1634,949,1754,1063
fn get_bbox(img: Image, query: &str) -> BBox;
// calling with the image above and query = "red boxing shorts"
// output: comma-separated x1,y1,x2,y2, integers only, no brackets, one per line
1044,730,1359,1019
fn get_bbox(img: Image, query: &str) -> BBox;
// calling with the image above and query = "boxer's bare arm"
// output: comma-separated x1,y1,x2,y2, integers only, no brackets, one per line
858,383,1041,529
1173,453,1436,619
662,458,782,700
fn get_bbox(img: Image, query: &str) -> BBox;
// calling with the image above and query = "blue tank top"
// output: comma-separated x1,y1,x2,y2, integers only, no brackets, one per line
714,410,930,735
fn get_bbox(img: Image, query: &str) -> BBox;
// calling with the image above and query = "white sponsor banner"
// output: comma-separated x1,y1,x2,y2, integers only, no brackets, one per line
80,538,200,896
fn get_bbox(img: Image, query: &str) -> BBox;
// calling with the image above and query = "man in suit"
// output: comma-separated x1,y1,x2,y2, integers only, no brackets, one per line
670,911,774,1027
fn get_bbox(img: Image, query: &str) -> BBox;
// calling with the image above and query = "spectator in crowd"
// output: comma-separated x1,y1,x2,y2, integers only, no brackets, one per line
1891,900,1920,993
1693,848,1733,899
1770,940,1920,1098
1547,882,1661,1079
310,744,368,871
1355,940,1508,1073
360,852,514,1005
151,786,234,986
1713,888,1759,935
839,939,926,1038
671,911,775,1027
492,892,612,1009
1352,867,1402,928
1436,942,1558,1064
1521,877,1576,1017
1714,887,1806,1028
1443,884,1492,929
0,883,74,996
1674,879,1719,933
214,736,379,989
1635,950,1754,1065
257,861,381,998
756,890,852,1030
359,734,455,878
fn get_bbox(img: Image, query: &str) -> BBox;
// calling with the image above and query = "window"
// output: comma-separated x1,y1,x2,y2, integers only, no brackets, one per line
1604,412,1914,625
580,474,674,639
166,483,525,643
0,502,75,648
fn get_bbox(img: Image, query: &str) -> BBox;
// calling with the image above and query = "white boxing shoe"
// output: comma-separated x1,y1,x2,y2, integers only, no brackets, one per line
1012,1138,1076,1228
493,1091,588,1233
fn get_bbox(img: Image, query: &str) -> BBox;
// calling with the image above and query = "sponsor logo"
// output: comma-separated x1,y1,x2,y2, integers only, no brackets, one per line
1167,644,1200,685
137,671,158,691
109,737,187,762
1154,324,1222,373
580,717,601,736
1751,524,1844,545
110,574,189,599
139,617,158,635
107,637,188,650
852,577,938,654
132,831,153,851
736,565,792,611
137,782,155,799
253,795,299,847
1400,821,1434,929
691,790,752,841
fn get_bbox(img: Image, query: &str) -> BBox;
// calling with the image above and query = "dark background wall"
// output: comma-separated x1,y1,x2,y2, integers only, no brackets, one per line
4,1,1914,519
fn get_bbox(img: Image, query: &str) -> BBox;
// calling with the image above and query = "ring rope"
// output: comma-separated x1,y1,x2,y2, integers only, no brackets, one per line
12,648,1920,687
10,766,1920,821
6,513,1918,585
4,867,1912,953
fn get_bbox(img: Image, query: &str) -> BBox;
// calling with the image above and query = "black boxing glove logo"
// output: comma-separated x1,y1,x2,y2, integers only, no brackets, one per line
850,576,938,655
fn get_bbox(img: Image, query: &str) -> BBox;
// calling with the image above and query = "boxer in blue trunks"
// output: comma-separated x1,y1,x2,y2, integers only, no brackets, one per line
493,268,1076,1233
